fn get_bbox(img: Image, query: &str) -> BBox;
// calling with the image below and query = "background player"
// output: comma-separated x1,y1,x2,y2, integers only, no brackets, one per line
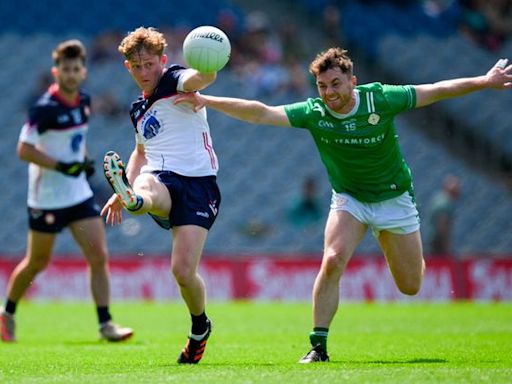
0,39,133,343
101,27,221,364
173,48,512,363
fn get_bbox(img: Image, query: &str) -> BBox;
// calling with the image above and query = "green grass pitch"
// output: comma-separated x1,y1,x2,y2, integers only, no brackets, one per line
0,301,511,383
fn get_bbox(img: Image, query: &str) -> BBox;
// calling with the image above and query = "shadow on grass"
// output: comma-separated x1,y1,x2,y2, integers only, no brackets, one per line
157,358,448,368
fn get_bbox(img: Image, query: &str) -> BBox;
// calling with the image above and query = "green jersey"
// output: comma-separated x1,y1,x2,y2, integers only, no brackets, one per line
284,82,416,203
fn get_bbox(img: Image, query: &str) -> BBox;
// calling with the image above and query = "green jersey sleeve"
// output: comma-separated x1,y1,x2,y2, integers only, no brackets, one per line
381,84,416,113
284,98,317,129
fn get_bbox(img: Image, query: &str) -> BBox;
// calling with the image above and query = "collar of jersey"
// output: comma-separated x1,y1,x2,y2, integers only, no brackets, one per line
325,89,360,119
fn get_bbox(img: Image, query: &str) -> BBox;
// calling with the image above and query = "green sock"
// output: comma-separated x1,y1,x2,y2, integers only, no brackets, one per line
309,327,328,351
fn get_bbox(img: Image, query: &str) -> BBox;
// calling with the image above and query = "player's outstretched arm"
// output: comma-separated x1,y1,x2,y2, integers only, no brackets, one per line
415,58,512,108
174,92,291,127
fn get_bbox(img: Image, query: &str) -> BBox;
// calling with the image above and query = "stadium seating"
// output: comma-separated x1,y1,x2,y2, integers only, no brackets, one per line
377,33,512,159
0,1,510,259
0,0,232,35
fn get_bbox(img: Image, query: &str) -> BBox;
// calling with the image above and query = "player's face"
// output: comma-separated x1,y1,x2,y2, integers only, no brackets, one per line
316,67,356,113
125,50,167,95
53,58,86,95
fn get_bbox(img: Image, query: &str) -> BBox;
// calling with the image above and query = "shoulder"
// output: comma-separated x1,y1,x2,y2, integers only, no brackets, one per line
152,66,188,98
285,97,326,126
167,64,187,72
163,65,187,82
79,90,91,105
31,91,54,109
357,82,412,96
356,82,384,93
356,82,389,102
358,82,415,110
28,92,57,122
285,97,323,113
361,82,415,99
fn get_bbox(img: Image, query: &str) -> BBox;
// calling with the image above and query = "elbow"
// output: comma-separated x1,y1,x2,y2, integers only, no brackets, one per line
206,71,217,83
196,72,217,91
16,143,29,161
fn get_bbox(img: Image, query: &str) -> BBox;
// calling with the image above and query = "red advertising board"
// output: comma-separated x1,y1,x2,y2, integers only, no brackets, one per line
0,256,510,301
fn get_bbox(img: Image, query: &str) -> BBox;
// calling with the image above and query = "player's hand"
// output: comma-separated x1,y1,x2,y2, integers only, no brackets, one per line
174,92,207,112
55,161,84,177
486,58,512,89
101,193,124,225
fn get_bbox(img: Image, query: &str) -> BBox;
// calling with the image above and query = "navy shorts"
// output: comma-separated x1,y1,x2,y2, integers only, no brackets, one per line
28,197,100,233
149,171,221,230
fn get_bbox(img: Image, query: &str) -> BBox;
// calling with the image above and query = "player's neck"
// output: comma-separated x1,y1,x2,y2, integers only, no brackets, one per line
143,70,165,99
59,90,79,104
49,83,80,106
333,95,356,115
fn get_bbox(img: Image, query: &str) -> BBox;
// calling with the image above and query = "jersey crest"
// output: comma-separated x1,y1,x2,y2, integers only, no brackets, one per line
140,110,161,139
368,113,380,125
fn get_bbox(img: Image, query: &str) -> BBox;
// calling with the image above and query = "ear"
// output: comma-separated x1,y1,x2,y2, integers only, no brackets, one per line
124,60,131,70
161,54,168,66
51,66,58,78
352,75,357,86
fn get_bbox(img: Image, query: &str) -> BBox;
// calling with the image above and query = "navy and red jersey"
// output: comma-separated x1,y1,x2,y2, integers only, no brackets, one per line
128,66,218,177
19,84,93,209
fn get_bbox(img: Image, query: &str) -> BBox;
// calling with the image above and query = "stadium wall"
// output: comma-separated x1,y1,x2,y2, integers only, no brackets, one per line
0,256,511,301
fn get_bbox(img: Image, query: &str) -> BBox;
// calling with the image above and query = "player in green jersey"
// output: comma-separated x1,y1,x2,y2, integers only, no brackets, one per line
174,48,512,363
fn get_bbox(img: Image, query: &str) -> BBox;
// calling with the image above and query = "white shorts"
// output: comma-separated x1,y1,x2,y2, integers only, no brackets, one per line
330,190,420,237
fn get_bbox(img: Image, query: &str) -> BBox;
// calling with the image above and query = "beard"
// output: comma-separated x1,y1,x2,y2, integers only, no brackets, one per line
59,80,80,95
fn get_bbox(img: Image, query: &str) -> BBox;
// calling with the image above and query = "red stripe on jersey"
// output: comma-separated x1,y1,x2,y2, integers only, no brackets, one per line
202,132,217,170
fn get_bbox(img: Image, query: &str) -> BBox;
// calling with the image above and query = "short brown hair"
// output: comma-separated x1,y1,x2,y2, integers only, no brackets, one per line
309,47,353,78
52,39,86,65
118,27,167,60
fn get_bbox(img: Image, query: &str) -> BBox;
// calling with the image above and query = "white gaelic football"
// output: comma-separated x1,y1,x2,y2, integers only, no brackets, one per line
183,25,231,73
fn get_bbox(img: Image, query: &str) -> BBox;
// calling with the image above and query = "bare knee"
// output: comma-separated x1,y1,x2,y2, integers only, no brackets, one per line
398,280,422,296
396,271,424,295
25,256,51,275
134,174,171,216
171,263,195,287
397,260,425,295
85,249,108,271
322,249,350,277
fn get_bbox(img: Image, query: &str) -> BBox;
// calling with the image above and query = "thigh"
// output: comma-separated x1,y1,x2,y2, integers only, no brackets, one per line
170,225,209,272
26,230,56,266
378,230,424,286
324,209,367,264
372,191,420,236
134,172,172,217
155,172,221,230
69,217,108,261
